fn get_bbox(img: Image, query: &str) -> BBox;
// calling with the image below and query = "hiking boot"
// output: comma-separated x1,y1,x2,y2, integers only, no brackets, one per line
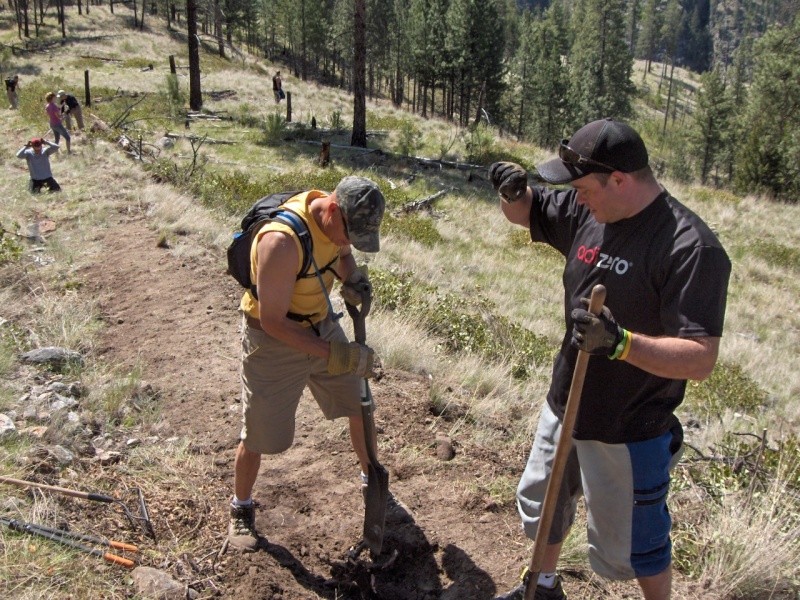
495,574,566,600
227,504,258,552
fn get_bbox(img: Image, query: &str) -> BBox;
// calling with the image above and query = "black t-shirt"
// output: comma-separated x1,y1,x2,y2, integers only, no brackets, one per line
5,78,17,92
529,187,731,443
61,95,80,110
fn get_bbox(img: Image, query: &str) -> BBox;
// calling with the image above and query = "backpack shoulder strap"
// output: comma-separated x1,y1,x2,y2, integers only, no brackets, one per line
270,208,313,279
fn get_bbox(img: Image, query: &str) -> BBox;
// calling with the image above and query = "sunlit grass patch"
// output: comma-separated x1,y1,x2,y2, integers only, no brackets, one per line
683,361,769,421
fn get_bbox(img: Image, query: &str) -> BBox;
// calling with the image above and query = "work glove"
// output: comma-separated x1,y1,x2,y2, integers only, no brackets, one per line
570,298,625,357
328,340,378,378
488,161,528,202
341,266,371,307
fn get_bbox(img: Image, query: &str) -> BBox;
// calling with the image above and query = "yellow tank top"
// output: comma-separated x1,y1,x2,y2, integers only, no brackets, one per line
239,191,340,324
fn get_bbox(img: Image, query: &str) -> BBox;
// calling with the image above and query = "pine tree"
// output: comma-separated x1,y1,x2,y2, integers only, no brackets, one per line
513,3,569,146
734,15,800,201
690,67,732,184
568,0,635,127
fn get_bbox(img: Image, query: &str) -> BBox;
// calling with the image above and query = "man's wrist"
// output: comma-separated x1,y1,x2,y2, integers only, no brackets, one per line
609,328,631,360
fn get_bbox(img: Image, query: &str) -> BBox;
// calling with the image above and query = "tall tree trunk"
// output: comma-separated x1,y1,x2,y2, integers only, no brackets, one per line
214,0,224,57
662,61,675,135
187,0,202,111
58,0,65,38
351,0,367,147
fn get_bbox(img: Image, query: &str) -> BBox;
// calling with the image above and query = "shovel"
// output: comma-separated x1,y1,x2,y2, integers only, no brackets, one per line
345,296,389,558
0,475,156,541
521,284,606,600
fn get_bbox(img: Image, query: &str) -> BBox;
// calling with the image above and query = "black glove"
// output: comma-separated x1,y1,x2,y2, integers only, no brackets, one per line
488,162,528,202
570,299,624,356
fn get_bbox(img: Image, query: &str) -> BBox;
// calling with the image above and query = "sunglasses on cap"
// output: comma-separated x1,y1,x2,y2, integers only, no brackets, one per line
558,139,616,172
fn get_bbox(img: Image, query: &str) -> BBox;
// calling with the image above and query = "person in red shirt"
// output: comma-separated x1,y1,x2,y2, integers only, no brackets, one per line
45,92,71,153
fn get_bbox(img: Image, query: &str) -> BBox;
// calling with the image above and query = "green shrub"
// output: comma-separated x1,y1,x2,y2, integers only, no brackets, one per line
163,74,185,120
381,213,442,247
366,110,408,131
689,187,742,206
370,268,553,378
0,223,23,265
329,110,343,131
235,104,262,129
263,112,286,145
750,239,800,272
465,123,497,164
683,361,769,420
395,119,422,156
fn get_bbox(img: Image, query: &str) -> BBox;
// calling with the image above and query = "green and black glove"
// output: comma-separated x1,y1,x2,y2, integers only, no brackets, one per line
570,299,629,358
488,161,528,202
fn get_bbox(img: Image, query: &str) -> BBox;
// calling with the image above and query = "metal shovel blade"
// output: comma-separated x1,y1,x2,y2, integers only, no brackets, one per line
363,462,389,556
361,380,389,557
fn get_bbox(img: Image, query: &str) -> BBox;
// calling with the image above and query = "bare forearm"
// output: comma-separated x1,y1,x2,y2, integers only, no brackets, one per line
260,315,330,358
622,334,719,381
500,188,533,228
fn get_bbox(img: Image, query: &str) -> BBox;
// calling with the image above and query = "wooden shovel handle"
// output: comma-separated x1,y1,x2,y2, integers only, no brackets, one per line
524,284,606,600
0,475,115,503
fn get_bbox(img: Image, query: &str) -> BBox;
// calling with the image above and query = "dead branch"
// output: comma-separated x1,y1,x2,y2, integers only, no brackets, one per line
165,133,234,145
401,188,452,214
296,140,380,154
411,155,484,171
79,54,123,63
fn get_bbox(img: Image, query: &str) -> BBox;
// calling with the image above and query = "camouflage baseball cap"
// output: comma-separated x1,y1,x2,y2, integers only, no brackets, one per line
335,176,385,252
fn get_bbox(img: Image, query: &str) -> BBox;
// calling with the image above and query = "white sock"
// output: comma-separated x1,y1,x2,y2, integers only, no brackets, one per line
360,472,369,485
537,572,557,588
231,495,253,508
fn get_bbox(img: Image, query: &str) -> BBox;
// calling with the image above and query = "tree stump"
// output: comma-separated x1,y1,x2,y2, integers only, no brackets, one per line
319,141,330,167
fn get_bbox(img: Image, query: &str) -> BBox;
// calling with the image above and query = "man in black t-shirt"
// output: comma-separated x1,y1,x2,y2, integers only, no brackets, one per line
5,74,20,109
491,119,730,600
57,90,84,131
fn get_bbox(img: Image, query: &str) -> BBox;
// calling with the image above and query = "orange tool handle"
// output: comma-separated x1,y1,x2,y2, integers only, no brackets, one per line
108,540,139,553
103,552,136,569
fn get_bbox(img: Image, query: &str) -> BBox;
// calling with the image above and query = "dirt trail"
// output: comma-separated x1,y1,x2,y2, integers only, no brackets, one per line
77,207,657,599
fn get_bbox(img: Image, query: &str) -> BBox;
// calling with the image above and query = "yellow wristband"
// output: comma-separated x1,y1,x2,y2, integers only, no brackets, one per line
619,331,633,361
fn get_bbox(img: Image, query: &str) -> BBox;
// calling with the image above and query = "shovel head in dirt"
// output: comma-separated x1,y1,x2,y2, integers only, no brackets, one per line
361,379,389,557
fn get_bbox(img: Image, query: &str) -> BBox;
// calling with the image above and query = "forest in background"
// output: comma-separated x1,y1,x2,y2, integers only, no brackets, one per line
4,0,800,200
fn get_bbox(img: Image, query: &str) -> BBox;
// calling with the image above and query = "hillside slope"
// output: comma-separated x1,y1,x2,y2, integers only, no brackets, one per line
2,7,799,600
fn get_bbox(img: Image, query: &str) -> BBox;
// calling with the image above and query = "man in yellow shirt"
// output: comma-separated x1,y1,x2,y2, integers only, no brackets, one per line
228,176,388,551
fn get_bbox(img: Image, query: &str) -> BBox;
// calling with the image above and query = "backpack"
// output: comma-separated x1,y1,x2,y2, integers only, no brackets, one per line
227,191,314,300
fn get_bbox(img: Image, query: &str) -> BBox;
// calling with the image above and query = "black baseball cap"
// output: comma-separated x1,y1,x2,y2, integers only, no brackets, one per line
536,118,649,184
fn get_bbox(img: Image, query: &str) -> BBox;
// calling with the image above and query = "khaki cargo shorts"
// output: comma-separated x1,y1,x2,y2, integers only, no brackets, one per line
239,314,361,454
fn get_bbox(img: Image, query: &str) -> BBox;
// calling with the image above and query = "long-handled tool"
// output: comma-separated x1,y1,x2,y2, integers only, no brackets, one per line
522,284,606,600
0,476,156,541
1,516,137,569
345,297,389,558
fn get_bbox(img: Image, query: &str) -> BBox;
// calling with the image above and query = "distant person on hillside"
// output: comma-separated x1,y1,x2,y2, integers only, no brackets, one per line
272,71,283,103
5,74,20,109
489,118,731,600
45,92,70,153
17,137,61,193
57,90,84,131
226,177,408,552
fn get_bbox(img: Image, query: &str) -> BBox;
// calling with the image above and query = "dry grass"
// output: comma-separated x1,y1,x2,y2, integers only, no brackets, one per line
1,6,800,598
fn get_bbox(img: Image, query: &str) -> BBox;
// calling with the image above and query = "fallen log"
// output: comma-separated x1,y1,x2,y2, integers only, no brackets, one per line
401,188,451,214
164,133,234,145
